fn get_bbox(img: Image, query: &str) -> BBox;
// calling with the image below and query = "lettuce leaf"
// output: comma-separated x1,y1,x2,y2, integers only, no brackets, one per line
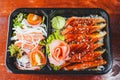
50,64,60,70
47,30,64,44
13,13,27,28
46,44,50,55
8,44,23,58
42,16,45,24
39,39,46,46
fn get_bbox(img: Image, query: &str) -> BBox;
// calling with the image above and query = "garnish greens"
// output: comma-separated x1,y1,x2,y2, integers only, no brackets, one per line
50,64,60,70
13,13,27,28
8,44,23,58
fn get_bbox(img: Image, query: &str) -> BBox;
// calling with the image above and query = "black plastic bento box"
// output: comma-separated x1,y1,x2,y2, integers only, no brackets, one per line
6,8,112,74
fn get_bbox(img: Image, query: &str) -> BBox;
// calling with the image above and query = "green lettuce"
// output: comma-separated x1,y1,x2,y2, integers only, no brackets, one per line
8,44,23,58
47,30,64,44
50,64,60,70
39,39,46,46
46,44,50,55
42,16,45,24
13,13,27,28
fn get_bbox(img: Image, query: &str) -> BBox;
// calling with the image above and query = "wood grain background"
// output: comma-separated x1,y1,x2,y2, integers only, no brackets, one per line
0,0,120,80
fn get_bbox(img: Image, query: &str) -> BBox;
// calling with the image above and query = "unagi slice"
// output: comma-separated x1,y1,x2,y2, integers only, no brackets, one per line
89,42,104,51
94,17,106,24
65,17,76,26
61,25,73,35
65,16,106,27
65,31,106,43
80,49,106,61
90,23,106,33
69,42,103,56
69,43,88,54
69,43,104,63
70,49,106,63
89,31,107,39
64,34,83,42
60,50,106,69
64,59,106,70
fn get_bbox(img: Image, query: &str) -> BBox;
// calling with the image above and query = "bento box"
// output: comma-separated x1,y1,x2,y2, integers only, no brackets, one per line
5,8,112,74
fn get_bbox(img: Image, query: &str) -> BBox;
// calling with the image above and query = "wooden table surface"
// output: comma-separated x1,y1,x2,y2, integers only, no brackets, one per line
0,0,120,80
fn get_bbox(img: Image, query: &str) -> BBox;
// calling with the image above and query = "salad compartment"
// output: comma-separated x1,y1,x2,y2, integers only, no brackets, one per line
6,8,48,74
